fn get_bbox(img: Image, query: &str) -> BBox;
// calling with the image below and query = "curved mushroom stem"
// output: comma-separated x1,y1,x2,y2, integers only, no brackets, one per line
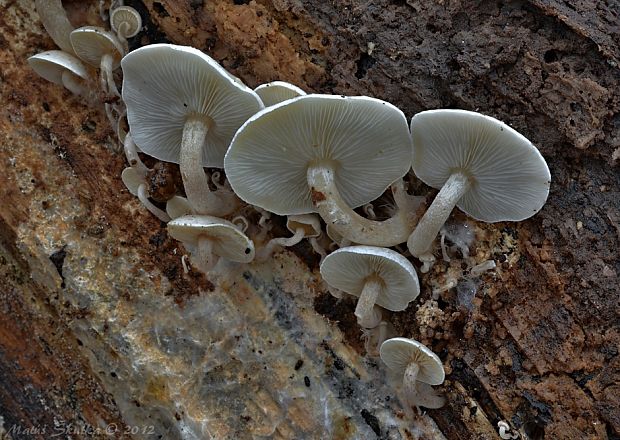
124,132,150,174
257,227,305,261
180,118,237,216
35,0,75,55
60,71,86,96
403,362,420,402
100,53,120,98
195,236,219,273
308,237,327,262
307,163,417,247
137,184,171,222
354,277,382,323
407,171,471,266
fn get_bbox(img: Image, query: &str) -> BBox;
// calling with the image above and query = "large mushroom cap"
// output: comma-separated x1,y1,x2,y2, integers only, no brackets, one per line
70,26,124,68
320,246,419,311
167,215,255,263
380,337,445,385
254,81,306,107
121,44,263,168
411,109,551,222
28,50,89,84
225,94,413,215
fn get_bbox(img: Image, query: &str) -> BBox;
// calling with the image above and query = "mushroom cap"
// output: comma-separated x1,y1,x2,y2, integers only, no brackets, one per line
411,109,551,222
120,167,144,196
254,81,306,107
286,214,321,238
166,196,193,219
167,215,255,263
225,94,413,216
70,26,125,68
28,50,89,84
121,44,264,168
320,246,419,311
380,337,445,385
110,6,142,38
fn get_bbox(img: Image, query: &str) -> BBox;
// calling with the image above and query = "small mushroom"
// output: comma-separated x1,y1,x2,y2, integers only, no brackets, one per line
407,109,551,271
166,196,193,220
70,26,125,98
110,6,142,47
121,167,170,222
122,44,263,216
35,0,75,55
380,337,445,407
257,213,322,261
28,50,90,97
254,81,306,107
225,94,418,247
167,215,255,273
319,246,419,324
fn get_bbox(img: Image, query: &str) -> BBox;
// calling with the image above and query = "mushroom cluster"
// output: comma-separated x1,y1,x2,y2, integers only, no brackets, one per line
30,12,552,414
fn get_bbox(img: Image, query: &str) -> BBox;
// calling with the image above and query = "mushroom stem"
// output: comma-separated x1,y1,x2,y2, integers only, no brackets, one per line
307,164,416,247
100,53,120,98
35,0,75,55
403,362,420,401
354,278,382,323
357,305,382,329
180,118,237,216
196,236,219,272
407,171,471,263
137,184,171,222
257,227,305,261
124,132,149,174
60,71,86,96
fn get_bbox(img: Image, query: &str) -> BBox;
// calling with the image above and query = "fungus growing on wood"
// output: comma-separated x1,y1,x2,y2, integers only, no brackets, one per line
407,109,551,271
225,94,419,246
254,81,306,107
35,0,75,55
28,50,90,97
122,44,263,216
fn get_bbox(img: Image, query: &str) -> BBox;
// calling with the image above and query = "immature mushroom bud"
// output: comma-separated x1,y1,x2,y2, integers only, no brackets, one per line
167,215,255,273
257,213,323,261
122,44,263,217
320,246,419,324
35,0,75,55
28,50,90,97
70,26,125,98
407,109,551,271
254,81,306,107
380,337,445,405
225,94,419,247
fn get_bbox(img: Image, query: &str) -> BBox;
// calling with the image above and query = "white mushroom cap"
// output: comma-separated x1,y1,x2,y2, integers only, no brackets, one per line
254,81,306,107
110,6,142,38
28,50,89,84
167,215,255,263
411,109,551,222
225,94,413,215
120,167,143,196
380,337,445,385
166,196,193,220
320,246,419,311
286,214,321,238
70,26,125,68
122,44,263,168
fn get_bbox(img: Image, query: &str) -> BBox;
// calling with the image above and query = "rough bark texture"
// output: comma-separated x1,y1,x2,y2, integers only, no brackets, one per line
1,0,618,439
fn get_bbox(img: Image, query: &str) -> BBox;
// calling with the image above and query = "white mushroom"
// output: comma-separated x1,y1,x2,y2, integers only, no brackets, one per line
122,44,263,216
70,26,125,98
167,215,255,273
254,81,306,107
407,109,551,270
28,50,90,97
166,196,193,220
380,337,445,407
110,5,142,47
320,246,419,325
225,94,419,247
258,214,323,261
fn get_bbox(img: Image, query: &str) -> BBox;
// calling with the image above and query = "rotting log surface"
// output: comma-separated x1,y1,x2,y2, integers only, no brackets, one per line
0,0,619,439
